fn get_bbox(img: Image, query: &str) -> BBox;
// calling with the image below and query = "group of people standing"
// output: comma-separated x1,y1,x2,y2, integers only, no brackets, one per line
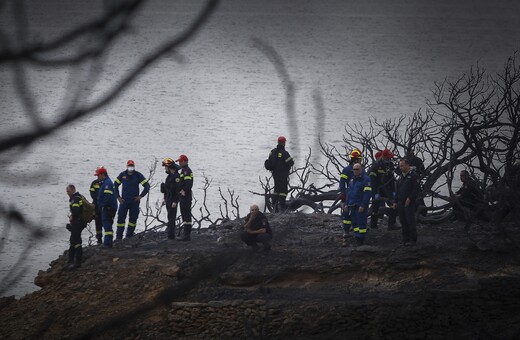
338,148,421,247
65,155,193,270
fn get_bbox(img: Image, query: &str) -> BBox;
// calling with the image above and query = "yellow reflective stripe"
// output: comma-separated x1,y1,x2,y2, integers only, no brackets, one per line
377,170,385,173
71,203,80,207
364,187,372,191
340,174,349,179
353,227,360,232
90,188,95,192
74,244,81,248
358,229,367,234
104,190,113,194
369,172,377,177
128,222,136,227
140,179,148,185
342,220,352,225
115,178,121,184
183,175,193,180
279,193,287,197
278,153,282,158
285,157,293,163
116,223,125,227
105,232,113,236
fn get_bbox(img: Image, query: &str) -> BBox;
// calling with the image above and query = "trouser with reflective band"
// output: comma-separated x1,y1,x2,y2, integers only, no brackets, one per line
341,203,351,238
349,205,368,240
116,200,140,238
102,206,116,247
69,221,85,264
273,176,288,212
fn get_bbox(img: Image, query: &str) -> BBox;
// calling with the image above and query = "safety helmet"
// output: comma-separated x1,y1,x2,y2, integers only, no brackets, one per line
349,149,362,159
94,167,107,176
278,136,286,144
127,160,135,166
162,157,174,167
177,154,189,163
382,148,394,159
374,151,382,160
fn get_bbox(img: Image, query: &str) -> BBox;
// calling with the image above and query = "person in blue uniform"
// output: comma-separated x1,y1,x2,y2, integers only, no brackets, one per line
95,167,118,247
338,149,363,247
89,167,104,244
346,163,372,246
114,160,150,239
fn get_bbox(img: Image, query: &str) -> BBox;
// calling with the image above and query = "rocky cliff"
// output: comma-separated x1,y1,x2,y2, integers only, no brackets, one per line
1,213,520,339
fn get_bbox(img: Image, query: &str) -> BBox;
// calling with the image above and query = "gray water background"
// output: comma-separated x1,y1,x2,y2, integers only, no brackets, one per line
1,0,519,297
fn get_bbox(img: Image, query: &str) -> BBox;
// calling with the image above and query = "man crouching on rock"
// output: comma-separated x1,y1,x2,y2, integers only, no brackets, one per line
240,204,272,253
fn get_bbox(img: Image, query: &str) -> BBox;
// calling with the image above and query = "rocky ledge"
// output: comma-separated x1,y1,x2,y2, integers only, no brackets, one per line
1,213,520,339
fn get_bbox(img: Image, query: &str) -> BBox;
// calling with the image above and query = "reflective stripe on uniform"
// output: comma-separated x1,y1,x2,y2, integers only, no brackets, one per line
104,190,113,194
353,227,360,232
116,223,125,227
74,244,81,248
342,220,352,225
364,186,372,191
105,231,113,236
140,179,148,185
128,222,136,227
285,157,293,163
358,228,367,234
115,178,121,184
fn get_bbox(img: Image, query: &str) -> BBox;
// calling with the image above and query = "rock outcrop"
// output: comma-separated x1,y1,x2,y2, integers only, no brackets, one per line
1,213,520,339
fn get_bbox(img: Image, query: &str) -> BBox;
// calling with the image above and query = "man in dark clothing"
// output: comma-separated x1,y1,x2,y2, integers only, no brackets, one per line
114,160,150,239
177,154,193,241
368,148,397,230
240,204,272,252
393,158,420,246
338,149,363,246
406,149,427,216
452,170,484,220
266,136,294,213
89,167,104,244
96,167,118,248
65,184,87,270
161,157,181,240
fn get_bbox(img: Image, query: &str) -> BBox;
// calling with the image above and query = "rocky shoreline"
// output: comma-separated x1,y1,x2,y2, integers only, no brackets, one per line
1,213,520,339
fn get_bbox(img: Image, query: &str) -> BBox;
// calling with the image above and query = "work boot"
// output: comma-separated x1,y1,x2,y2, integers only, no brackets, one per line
180,224,192,241
96,236,103,244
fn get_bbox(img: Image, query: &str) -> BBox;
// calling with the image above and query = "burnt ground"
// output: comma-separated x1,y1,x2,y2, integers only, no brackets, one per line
1,212,520,339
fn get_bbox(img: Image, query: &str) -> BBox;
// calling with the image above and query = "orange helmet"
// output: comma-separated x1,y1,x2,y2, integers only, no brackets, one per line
162,157,174,167
349,149,362,159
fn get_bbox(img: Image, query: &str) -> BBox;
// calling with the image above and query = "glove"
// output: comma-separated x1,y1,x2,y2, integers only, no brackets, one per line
66,224,71,231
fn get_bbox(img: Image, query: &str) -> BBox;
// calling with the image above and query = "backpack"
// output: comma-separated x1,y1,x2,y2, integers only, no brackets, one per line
79,195,96,223
264,158,275,171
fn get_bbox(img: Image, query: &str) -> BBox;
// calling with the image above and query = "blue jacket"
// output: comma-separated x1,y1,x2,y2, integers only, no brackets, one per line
347,174,372,209
97,177,118,211
339,165,354,195
114,170,150,201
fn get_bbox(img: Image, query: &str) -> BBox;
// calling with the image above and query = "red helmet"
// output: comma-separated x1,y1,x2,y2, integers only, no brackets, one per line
94,167,107,176
375,151,382,160
162,157,174,167
177,154,188,163
127,160,135,166
278,136,286,144
382,148,394,159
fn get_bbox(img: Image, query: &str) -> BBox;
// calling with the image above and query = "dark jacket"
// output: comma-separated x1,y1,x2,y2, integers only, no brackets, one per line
244,212,272,235
456,177,483,208
162,171,181,205
395,170,420,206
368,159,395,197
97,177,118,211
268,144,294,178
69,192,84,224
179,165,194,200
114,170,150,200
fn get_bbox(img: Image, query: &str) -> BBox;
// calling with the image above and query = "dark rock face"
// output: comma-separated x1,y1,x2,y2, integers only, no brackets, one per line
1,213,520,339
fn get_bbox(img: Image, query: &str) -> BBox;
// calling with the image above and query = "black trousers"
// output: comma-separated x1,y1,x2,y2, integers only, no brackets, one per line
166,202,178,238
398,204,417,243
273,175,288,211
179,198,192,224
240,231,272,250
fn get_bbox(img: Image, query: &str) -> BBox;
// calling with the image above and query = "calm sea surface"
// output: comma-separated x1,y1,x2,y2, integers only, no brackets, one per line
1,0,519,297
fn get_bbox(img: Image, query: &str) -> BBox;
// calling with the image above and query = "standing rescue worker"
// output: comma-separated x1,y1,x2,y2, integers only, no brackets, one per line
393,158,420,246
161,157,181,240
89,166,104,244
338,149,363,247
177,154,193,241
266,136,294,213
368,148,397,230
65,184,87,269
96,167,118,247
346,163,372,246
114,160,150,239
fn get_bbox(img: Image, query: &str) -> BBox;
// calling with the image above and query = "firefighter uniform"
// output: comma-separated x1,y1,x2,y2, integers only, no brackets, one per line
368,156,397,229
338,150,363,245
97,176,118,247
267,140,294,212
178,161,193,241
89,179,103,243
347,173,372,244
161,162,181,239
68,191,86,268
114,169,150,239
